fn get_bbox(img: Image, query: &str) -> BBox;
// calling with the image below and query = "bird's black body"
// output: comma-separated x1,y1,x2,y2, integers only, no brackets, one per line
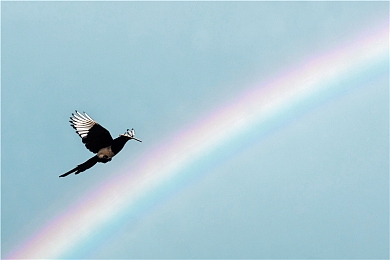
111,135,131,155
60,111,141,177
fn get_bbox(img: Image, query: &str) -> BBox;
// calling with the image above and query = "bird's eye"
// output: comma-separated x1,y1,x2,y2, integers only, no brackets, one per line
103,155,108,159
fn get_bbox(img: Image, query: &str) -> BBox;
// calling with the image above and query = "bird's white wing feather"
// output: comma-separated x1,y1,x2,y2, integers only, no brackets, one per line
70,111,97,138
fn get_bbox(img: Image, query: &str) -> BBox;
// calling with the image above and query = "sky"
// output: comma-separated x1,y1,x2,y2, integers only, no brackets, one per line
1,1,389,259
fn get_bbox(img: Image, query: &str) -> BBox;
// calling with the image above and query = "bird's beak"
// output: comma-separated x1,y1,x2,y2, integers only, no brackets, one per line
132,137,142,142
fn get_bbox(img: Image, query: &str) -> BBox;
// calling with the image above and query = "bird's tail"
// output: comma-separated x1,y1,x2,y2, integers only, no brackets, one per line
59,156,99,177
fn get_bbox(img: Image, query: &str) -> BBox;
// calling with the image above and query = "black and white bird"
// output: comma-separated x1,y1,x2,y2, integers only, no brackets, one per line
60,111,141,178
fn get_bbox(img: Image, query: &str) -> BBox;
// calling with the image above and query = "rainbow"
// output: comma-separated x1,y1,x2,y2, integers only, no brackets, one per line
6,22,388,259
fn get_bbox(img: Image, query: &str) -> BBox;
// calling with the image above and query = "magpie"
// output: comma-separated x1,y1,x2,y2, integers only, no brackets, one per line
59,111,141,177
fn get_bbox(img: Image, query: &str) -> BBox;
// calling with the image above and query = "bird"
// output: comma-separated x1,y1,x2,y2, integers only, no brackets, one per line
59,111,141,177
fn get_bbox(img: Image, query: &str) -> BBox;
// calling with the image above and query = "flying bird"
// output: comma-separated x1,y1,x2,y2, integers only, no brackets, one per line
60,111,141,177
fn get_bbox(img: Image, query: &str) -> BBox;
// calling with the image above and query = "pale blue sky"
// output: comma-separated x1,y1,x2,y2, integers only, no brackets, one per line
2,1,388,259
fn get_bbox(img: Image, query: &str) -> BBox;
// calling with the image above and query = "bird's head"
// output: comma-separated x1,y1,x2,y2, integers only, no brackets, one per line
120,128,142,142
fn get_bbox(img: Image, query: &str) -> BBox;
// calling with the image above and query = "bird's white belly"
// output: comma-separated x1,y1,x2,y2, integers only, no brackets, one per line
97,146,115,159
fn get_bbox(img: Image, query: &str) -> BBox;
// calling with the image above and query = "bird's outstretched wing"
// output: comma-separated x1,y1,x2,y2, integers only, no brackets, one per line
70,111,113,153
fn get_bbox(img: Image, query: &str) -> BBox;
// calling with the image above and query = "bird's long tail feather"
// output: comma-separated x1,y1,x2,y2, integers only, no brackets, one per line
59,156,99,177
